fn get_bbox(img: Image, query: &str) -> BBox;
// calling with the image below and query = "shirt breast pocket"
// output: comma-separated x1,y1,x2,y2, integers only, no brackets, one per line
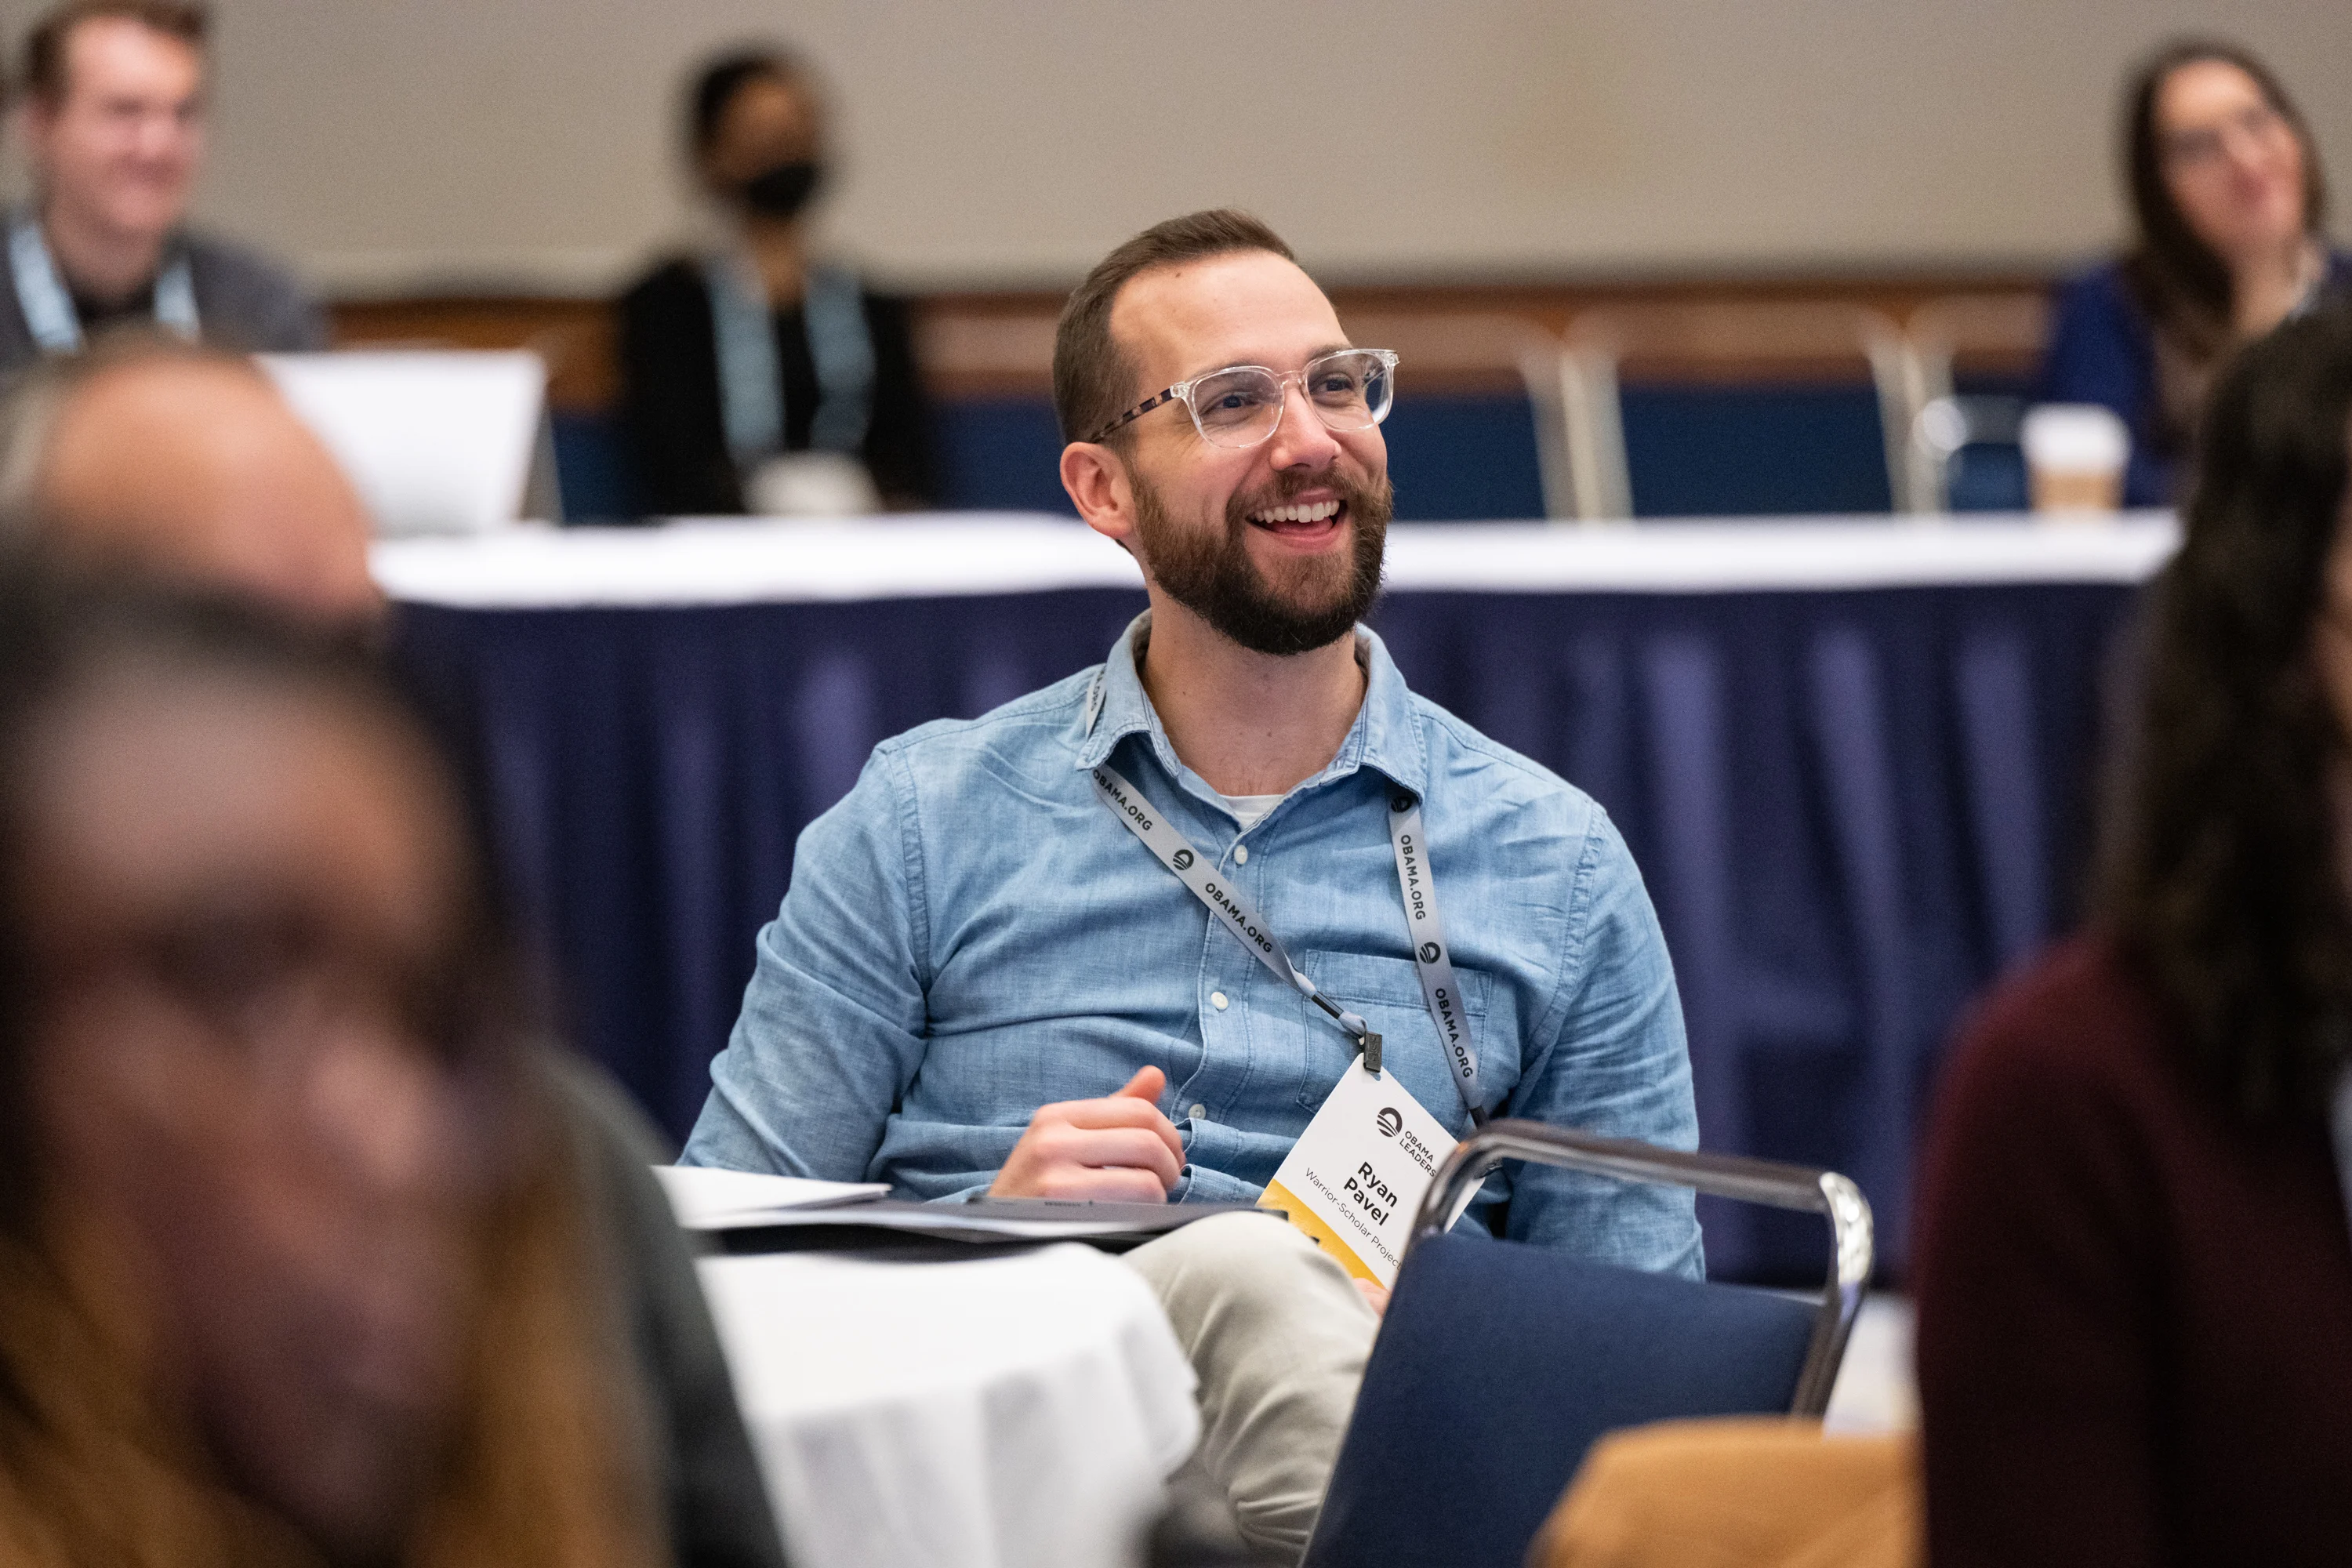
1295,951,1492,1123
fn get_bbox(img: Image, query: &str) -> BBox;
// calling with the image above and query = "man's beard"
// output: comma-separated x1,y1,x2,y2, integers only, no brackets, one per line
1131,467,1392,656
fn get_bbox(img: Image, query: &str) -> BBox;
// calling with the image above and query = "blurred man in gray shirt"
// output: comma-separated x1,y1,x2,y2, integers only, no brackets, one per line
0,2,321,376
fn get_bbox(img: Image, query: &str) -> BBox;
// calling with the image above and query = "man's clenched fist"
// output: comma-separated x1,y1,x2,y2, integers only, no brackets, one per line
989,1065,1185,1201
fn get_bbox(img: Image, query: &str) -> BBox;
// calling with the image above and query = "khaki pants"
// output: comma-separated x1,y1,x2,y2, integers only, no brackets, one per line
1123,1214,1380,1561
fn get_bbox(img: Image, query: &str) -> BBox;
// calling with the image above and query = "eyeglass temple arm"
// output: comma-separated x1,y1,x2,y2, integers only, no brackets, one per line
1085,388,1180,445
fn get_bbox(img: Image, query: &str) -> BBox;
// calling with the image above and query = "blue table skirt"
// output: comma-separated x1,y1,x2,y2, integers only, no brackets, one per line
395,578,2140,1281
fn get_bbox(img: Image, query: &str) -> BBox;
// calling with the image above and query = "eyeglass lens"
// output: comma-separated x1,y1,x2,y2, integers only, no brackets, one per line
1189,350,1394,448
2164,103,2287,172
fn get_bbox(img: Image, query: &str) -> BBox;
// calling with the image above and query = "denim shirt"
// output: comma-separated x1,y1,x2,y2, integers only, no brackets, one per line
686,616,1704,1275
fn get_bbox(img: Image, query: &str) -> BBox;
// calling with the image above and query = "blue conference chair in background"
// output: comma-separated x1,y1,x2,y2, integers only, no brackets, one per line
1554,302,1915,518
1299,1121,1874,1568
1899,292,2049,514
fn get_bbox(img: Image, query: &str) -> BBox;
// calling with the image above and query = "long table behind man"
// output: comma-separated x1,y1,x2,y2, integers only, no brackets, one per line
383,514,2172,1279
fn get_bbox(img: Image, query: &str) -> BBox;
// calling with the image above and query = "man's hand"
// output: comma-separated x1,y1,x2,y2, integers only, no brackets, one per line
989,1066,1185,1201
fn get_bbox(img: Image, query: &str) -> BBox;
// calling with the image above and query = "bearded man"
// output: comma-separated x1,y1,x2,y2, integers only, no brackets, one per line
684,210,1701,1559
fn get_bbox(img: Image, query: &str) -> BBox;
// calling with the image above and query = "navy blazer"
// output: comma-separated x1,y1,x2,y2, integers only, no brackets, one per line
2032,252,2352,508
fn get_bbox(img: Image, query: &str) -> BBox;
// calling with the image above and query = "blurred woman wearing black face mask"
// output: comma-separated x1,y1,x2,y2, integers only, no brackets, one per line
618,49,937,518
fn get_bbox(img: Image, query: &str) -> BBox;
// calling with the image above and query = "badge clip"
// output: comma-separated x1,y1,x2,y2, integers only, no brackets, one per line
1357,1031,1383,1076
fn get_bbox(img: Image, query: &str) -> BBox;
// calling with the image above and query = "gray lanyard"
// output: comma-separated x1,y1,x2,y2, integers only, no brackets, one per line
1092,760,1488,1122
9,209,197,354
702,252,877,474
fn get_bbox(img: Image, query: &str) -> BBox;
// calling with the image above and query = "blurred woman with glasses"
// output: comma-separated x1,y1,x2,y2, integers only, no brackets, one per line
0,575,737,1568
2033,39,2345,508
1914,305,2352,1564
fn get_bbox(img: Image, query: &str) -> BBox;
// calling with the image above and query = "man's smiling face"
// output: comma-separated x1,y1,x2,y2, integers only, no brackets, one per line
1108,249,1392,655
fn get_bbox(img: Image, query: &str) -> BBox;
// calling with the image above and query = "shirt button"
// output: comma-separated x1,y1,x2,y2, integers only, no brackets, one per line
1210,992,1229,1011
1232,845,1249,864
1189,1103,1208,1120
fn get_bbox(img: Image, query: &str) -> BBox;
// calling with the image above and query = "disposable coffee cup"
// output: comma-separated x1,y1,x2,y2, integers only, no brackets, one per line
2021,404,2129,517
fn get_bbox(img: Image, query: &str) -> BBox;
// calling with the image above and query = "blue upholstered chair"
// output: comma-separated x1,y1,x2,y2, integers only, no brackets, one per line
1555,303,1916,517
1299,1121,1874,1568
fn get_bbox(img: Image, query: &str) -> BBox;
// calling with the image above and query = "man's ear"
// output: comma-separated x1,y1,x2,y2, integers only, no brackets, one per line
1062,441,1138,551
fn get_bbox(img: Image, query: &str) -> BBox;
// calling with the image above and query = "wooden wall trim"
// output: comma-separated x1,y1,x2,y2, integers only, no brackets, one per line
328,270,2058,413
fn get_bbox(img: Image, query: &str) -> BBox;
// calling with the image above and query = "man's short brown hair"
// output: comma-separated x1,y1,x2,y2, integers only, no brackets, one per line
1051,209,1296,445
16,1,208,109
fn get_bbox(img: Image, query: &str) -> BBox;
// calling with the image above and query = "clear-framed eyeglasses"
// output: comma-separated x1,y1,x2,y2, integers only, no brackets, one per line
1087,347,1399,449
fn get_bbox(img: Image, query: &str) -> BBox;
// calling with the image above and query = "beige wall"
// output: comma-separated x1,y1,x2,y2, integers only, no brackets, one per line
7,0,2349,294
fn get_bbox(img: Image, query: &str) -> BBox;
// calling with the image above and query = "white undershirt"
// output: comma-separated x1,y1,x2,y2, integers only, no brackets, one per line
1215,791,1286,830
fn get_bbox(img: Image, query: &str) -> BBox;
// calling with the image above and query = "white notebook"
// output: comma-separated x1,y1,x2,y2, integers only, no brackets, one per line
652,1164,890,1230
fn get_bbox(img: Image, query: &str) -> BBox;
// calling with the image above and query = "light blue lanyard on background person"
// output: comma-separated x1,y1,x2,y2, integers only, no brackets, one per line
9,209,198,354
701,251,877,474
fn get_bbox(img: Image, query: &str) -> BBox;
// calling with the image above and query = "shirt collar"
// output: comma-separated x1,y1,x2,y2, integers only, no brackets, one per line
1072,611,1431,800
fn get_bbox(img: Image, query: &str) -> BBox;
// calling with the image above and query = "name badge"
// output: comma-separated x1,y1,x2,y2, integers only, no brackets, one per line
1259,1064,1458,1287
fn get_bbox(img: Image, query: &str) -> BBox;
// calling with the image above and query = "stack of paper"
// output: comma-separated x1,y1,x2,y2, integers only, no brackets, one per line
654,1164,1281,1250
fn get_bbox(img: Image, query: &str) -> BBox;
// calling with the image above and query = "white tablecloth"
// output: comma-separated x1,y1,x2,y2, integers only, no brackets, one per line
697,1244,1200,1568
370,511,2181,608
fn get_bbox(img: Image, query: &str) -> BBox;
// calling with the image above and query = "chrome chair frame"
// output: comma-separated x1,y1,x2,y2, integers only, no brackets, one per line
1553,303,1918,521
1323,310,1582,521
1409,1120,1874,1414
1894,292,2053,514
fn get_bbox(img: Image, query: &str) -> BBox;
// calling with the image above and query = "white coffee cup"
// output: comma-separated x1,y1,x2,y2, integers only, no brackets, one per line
2020,404,2130,517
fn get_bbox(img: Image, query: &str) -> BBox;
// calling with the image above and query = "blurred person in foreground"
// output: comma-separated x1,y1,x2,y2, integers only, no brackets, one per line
0,336,374,622
0,339,789,1568
2034,38,2346,507
1531,1418,1918,1568
684,209,1700,1559
0,2,323,379
0,571,670,1566
1914,305,2352,1564
618,46,935,517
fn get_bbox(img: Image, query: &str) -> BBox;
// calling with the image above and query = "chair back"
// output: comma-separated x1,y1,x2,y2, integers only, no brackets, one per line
1555,302,1911,520
1301,1121,1873,1568
1896,292,2052,512
1329,310,1576,521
